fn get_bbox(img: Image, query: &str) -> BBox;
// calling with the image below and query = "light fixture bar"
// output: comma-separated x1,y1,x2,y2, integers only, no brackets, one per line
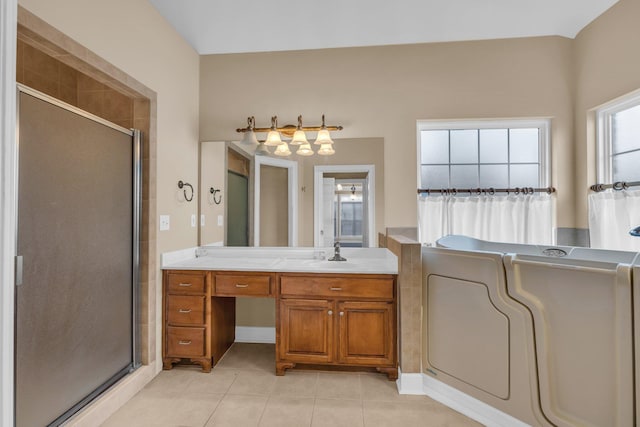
236,115,343,138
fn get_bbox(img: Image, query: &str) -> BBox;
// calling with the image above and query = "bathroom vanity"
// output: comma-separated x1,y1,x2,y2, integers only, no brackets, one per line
161,247,398,379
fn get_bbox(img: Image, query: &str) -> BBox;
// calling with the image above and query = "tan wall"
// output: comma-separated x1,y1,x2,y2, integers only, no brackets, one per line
18,0,201,368
200,37,575,228
199,141,225,245
573,0,640,228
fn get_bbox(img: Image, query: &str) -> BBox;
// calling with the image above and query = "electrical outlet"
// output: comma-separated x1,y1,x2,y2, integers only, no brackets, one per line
159,215,170,231
191,214,196,227
200,214,205,226
217,215,223,227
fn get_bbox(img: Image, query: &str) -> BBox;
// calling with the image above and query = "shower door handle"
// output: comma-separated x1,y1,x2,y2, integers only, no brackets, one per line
630,226,640,237
15,256,23,286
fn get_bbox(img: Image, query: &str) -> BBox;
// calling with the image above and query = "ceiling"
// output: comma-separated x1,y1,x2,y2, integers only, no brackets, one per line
148,0,619,55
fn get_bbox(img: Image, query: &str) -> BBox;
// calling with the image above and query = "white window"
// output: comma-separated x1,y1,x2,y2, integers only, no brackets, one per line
417,119,550,190
597,92,640,184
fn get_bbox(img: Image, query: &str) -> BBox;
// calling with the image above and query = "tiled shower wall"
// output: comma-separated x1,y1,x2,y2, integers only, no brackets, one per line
16,39,135,130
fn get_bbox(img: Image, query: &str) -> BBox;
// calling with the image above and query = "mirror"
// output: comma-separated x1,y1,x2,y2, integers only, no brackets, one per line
198,137,385,247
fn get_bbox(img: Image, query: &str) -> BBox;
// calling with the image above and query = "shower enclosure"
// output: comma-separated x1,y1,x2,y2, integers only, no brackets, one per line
15,85,141,426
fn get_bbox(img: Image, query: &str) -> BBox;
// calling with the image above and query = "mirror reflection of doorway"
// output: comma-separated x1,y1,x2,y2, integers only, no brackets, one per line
314,165,375,248
226,148,250,246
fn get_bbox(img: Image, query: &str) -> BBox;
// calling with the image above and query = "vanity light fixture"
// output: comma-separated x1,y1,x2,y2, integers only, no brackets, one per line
236,114,343,157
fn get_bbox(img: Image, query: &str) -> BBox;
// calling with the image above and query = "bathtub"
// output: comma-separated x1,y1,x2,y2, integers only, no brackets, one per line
423,235,639,427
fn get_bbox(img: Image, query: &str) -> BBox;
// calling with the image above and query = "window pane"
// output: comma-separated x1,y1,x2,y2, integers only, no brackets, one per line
479,129,508,163
421,130,449,164
612,105,640,154
450,165,478,188
421,165,449,188
479,165,508,188
613,150,640,182
509,128,539,163
510,164,539,187
450,130,478,164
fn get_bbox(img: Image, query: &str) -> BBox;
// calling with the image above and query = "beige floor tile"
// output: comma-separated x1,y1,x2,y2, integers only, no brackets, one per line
362,400,482,427
204,394,268,427
258,395,314,427
186,369,238,395
143,367,202,393
316,372,362,400
311,398,364,427
217,343,276,374
102,389,223,427
271,371,319,398
360,373,424,402
226,371,277,396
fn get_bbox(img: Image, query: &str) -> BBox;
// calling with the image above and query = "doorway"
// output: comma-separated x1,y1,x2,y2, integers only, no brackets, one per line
314,165,376,248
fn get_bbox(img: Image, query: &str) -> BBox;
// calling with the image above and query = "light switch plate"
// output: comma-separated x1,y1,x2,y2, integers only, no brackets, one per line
159,215,170,231
217,215,223,227
190,214,196,227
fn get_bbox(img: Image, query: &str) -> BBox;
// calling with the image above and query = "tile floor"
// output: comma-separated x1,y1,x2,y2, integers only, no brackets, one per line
102,343,481,427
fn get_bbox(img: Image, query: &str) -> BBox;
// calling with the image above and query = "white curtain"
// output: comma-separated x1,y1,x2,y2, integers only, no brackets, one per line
418,193,556,246
588,190,640,251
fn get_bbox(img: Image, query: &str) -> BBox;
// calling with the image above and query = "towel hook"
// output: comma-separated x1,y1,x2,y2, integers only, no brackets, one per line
178,180,194,202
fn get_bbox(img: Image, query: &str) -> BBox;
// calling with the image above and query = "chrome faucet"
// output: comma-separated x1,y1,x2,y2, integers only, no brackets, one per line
329,241,347,261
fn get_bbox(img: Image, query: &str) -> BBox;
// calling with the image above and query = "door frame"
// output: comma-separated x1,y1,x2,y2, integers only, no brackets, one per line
314,165,376,248
1,1,17,425
254,155,298,247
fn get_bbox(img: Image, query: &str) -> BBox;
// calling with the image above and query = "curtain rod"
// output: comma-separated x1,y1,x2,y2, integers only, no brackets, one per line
590,180,640,192
417,186,556,195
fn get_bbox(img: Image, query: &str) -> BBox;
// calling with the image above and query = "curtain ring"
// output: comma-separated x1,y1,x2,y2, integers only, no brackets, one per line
476,188,482,195
488,187,495,195
613,181,625,191
451,188,457,196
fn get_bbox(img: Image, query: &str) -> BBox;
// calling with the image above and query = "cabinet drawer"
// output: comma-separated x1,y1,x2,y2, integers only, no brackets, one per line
215,274,272,297
280,276,394,300
167,295,206,325
167,271,206,294
166,326,205,357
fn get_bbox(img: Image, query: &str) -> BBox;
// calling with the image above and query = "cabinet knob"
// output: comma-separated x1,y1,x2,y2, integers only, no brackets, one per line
339,311,344,316
178,309,192,314
328,310,333,315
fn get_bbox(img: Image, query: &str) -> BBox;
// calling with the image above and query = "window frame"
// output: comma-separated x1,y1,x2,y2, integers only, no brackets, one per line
416,118,551,190
596,91,640,184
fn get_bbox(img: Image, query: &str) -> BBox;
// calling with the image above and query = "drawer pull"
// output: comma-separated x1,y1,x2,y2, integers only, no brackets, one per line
178,283,192,287
339,311,344,316
235,284,249,288
330,287,342,291
178,309,192,314
178,340,192,345
328,310,333,315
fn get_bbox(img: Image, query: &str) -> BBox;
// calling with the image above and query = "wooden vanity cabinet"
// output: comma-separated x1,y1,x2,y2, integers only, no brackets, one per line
276,273,397,380
162,270,235,373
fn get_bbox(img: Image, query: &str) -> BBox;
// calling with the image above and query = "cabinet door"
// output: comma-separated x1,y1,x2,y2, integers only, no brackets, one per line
337,301,394,366
279,299,334,364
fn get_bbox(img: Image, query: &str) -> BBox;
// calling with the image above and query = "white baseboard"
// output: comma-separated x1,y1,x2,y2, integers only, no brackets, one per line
396,369,426,395
234,326,276,344
422,375,530,427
